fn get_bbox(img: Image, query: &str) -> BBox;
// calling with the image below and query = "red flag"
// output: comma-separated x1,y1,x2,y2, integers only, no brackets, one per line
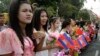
77,35,87,48
56,34,68,49
72,39,82,49
62,33,74,49
83,32,91,42
88,25,94,34
56,33,74,49
76,27,83,36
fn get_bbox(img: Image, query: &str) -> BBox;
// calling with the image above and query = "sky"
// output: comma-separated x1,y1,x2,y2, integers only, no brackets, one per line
83,0,100,16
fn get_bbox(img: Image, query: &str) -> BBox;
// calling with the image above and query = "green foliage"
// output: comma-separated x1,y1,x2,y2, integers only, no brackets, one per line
30,0,59,17
30,0,86,18
58,2,77,18
71,0,84,9
77,9,90,20
47,6,56,17
0,0,11,13
59,0,86,18
0,0,87,18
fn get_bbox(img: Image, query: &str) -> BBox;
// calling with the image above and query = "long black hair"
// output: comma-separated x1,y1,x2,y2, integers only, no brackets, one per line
9,0,37,51
33,7,48,31
62,19,71,29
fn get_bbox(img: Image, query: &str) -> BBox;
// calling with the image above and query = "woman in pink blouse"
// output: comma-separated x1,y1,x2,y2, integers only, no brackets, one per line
0,0,37,56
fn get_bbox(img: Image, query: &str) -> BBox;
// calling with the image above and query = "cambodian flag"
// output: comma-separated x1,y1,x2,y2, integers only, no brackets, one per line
63,33,83,50
77,35,88,48
72,39,82,49
63,33,75,49
83,32,91,42
56,34,69,50
56,33,75,49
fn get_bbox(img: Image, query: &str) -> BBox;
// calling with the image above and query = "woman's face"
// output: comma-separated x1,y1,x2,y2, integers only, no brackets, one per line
71,19,76,26
40,11,48,26
18,3,33,24
54,19,60,29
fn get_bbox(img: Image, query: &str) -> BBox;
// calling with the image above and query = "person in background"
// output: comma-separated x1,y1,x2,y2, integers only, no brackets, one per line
33,7,50,56
0,0,36,56
70,18,80,56
60,19,73,55
75,21,83,36
48,16,61,56
0,13,8,31
57,17,64,32
95,20,99,39
48,17,60,34
60,19,71,34
83,21,89,32
70,18,77,39
79,18,85,28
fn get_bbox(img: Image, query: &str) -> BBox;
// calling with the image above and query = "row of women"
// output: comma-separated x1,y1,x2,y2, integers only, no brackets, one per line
0,0,98,56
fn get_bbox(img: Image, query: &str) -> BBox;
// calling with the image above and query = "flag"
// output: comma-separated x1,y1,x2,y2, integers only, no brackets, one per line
77,35,87,48
63,33,75,49
83,32,91,42
56,34,69,50
63,33,74,45
56,33,75,49
76,27,83,36
72,39,82,49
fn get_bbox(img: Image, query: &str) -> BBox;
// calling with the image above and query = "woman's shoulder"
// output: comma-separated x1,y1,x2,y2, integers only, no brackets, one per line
0,28,16,39
0,28,23,55
1,28,15,34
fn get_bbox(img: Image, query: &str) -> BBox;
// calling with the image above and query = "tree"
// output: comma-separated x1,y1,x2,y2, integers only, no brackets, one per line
0,0,11,13
29,0,86,18
77,9,90,20
30,0,59,17
58,2,77,18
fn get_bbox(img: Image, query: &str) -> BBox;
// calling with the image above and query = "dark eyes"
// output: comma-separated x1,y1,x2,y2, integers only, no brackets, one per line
29,10,32,13
22,9,32,13
41,15,47,17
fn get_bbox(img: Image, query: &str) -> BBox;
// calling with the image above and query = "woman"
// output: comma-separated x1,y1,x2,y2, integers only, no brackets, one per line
60,19,71,34
48,17,60,38
70,18,77,39
33,7,51,56
0,0,36,56
70,19,80,56
48,17,60,56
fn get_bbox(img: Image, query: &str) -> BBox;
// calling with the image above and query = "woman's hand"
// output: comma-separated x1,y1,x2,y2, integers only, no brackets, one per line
33,29,45,39
34,31,45,38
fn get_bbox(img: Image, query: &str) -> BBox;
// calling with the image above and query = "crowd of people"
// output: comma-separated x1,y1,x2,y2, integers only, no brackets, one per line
0,0,99,56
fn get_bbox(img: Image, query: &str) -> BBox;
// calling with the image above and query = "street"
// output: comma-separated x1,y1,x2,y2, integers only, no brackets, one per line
80,30,100,56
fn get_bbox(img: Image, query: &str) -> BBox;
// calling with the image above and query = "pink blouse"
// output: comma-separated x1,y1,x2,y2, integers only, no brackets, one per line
0,28,35,56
